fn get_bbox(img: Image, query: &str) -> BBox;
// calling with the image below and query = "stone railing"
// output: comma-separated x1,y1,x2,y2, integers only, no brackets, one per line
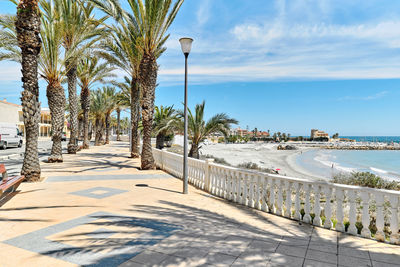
152,148,400,244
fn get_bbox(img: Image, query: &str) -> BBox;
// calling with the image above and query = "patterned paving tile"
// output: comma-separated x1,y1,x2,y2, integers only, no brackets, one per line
69,187,128,199
3,212,181,267
46,174,174,182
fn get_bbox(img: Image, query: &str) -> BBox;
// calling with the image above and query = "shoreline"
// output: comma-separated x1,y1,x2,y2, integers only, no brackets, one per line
199,143,326,181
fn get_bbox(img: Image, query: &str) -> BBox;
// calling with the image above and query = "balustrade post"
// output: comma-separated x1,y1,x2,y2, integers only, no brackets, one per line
303,183,312,223
335,188,345,232
262,177,269,212
238,173,242,204
276,179,283,215
294,183,301,220
374,192,385,241
361,191,371,238
204,159,214,193
256,175,261,210
285,181,292,218
313,184,322,226
243,173,249,206
249,175,255,208
348,189,358,235
226,170,232,201
389,195,399,244
324,185,333,229
269,177,276,213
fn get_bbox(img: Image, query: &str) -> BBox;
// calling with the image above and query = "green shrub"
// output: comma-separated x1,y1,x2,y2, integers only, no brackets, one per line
332,172,400,191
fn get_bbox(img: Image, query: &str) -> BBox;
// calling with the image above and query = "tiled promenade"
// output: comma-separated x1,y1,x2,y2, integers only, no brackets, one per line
0,142,399,267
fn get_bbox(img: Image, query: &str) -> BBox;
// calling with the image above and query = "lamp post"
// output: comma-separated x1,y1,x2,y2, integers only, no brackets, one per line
179,37,193,194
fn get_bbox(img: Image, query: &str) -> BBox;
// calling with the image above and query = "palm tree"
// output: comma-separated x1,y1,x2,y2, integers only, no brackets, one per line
183,101,238,159
101,86,118,144
153,105,179,149
90,5,142,158
14,0,42,181
132,0,184,169
113,76,132,142
90,89,107,146
56,0,107,154
91,0,184,169
77,54,115,148
2,1,67,165
39,0,67,162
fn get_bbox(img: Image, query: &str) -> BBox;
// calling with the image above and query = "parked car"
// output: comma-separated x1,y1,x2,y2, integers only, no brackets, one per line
0,123,23,149
61,132,67,141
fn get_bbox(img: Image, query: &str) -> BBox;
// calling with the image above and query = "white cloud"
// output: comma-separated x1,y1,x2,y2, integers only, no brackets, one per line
196,0,211,26
338,91,389,101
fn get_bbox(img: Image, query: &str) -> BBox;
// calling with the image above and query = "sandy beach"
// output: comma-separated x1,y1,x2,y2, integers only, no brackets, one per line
199,143,325,181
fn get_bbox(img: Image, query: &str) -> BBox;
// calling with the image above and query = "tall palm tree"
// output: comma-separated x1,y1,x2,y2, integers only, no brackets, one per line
91,5,142,158
90,89,107,146
56,0,107,154
39,0,67,162
113,76,133,142
132,0,184,169
153,105,179,149
77,54,115,148
183,101,238,159
101,86,118,144
14,0,42,180
2,1,66,164
91,0,184,169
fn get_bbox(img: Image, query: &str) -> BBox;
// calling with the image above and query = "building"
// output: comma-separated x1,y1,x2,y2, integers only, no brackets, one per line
310,129,329,140
230,127,249,137
0,99,68,138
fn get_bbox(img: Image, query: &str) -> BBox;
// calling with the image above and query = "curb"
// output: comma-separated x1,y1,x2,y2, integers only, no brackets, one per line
0,153,24,161
0,148,50,161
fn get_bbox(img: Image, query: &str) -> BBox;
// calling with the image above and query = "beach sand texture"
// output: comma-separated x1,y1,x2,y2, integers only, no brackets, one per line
200,143,324,181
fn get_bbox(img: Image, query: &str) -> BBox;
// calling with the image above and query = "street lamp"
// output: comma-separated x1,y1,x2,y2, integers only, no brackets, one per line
179,37,193,194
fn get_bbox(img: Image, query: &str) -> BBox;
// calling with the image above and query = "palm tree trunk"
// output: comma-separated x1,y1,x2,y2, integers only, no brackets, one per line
66,61,79,154
95,118,101,146
80,86,90,149
156,134,165,149
47,83,66,162
189,144,200,159
130,78,140,158
116,109,121,141
105,112,110,144
15,1,42,181
139,53,157,169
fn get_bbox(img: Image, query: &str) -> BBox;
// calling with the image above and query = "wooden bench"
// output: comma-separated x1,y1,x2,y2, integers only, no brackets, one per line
0,164,24,200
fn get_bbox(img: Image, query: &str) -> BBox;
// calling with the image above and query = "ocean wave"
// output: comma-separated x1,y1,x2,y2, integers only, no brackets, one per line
370,167,389,174
314,153,355,173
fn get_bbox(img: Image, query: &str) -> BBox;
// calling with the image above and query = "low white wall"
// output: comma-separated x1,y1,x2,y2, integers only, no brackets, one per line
153,148,400,245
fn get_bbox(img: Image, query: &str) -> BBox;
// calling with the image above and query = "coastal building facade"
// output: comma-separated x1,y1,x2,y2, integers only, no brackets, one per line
0,99,68,138
310,129,329,140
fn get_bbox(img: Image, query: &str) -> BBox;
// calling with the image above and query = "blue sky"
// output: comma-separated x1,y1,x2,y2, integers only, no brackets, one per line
1,0,400,136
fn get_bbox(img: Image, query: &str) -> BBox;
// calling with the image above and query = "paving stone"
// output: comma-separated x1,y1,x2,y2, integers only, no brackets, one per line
308,241,337,254
267,253,304,267
305,249,337,265
304,259,337,267
247,239,279,252
338,254,373,267
371,260,400,267
280,236,310,247
369,251,400,266
118,260,145,267
276,244,307,258
130,250,169,265
202,252,237,266
338,246,369,259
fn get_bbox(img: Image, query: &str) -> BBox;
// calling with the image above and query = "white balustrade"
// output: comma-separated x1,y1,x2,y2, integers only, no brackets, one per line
152,148,400,244
313,184,322,226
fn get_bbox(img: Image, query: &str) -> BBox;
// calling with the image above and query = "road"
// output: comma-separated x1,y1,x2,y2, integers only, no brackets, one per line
0,140,69,176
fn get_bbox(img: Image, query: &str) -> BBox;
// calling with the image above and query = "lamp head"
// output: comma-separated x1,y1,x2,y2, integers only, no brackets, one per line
179,37,193,55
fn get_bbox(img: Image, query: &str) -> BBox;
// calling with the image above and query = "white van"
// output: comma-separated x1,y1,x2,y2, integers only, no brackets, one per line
0,123,23,149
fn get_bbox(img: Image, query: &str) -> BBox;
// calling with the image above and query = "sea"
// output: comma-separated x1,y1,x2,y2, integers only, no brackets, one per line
296,136,400,181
